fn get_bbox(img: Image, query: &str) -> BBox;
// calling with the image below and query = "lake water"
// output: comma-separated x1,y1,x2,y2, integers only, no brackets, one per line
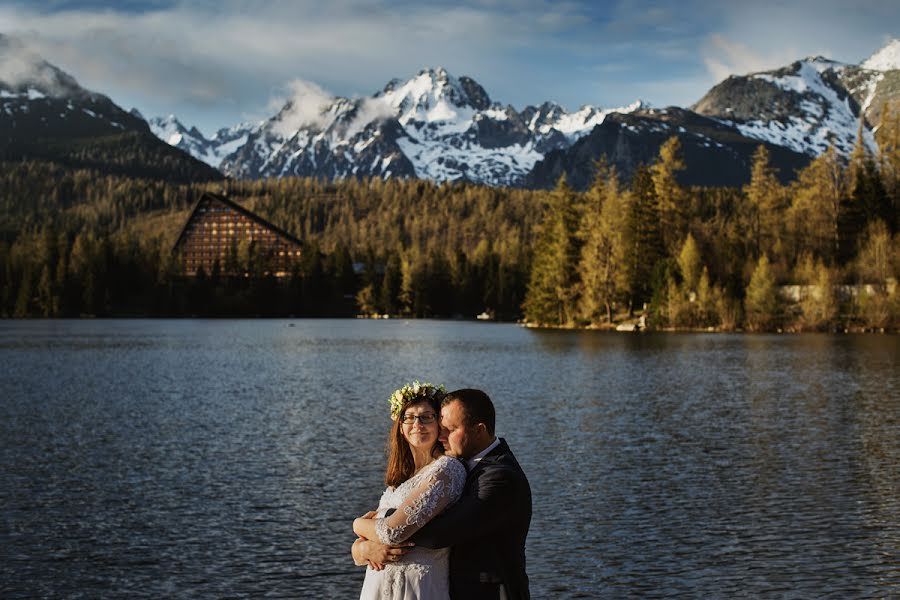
1,320,898,599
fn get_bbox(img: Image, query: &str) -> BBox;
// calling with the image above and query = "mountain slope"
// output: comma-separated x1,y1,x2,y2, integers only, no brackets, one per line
157,67,640,186
692,39,900,157
0,35,222,182
143,40,899,189
148,115,254,170
527,107,812,190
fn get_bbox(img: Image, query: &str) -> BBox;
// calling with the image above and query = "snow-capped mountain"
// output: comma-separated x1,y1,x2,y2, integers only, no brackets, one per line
0,34,221,182
153,41,900,189
862,38,900,71
527,106,813,190
1,33,146,134
156,67,642,186
149,115,254,168
692,39,900,158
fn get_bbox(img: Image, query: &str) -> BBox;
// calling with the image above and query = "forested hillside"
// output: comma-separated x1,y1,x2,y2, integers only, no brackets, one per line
525,107,900,331
1,107,898,329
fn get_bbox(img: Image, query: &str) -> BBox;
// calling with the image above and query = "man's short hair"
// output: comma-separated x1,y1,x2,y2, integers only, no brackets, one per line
443,388,495,436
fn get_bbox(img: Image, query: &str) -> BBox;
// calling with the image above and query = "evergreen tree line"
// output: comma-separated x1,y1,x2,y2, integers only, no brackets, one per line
524,107,900,331
0,171,537,317
1,106,898,327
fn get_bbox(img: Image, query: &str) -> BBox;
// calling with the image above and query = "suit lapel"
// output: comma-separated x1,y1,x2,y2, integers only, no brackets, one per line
466,438,507,480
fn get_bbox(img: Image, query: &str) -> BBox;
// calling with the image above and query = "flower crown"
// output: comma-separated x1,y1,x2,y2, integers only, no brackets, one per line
389,381,446,420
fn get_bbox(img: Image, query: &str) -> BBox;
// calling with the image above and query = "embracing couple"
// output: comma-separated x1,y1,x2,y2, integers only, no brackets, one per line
351,384,531,600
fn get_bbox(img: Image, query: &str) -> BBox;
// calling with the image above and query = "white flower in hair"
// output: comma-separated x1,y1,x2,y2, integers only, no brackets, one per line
388,381,446,420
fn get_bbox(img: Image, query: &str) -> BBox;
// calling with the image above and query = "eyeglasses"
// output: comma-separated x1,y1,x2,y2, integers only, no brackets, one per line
400,413,437,425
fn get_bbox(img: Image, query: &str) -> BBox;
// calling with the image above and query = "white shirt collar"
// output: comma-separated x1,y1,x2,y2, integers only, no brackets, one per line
467,437,500,472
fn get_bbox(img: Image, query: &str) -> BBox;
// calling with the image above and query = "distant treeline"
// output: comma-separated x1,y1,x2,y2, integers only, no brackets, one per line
1,106,898,329
525,107,900,331
0,167,535,318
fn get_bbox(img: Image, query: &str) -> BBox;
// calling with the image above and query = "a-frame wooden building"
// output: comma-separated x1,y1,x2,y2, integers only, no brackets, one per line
173,192,303,277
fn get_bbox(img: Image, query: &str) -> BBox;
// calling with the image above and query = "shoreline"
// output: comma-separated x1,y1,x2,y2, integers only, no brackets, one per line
1,315,897,334
520,322,900,334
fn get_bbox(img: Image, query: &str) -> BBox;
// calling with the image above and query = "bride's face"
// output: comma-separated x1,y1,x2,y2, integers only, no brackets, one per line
400,402,440,450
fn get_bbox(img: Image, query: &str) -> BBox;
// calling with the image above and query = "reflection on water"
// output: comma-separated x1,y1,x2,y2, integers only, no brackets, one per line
1,321,898,598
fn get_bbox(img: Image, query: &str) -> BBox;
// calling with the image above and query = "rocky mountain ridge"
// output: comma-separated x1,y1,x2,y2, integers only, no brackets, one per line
691,56,893,157
0,34,222,182
151,39,898,189
3,32,897,190
152,67,644,186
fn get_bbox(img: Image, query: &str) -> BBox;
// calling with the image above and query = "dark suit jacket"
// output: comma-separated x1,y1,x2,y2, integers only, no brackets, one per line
411,438,532,600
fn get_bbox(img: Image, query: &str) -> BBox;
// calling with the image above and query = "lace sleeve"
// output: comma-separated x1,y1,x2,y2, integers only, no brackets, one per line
374,456,466,545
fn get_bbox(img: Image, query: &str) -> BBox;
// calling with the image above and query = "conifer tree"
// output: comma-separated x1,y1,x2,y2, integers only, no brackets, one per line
651,136,687,253
843,124,887,261
875,103,900,233
744,145,784,259
787,146,845,264
695,266,725,328
14,266,33,318
799,259,836,330
356,284,377,316
37,264,56,317
577,161,626,324
378,251,402,315
623,165,664,313
745,255,779,331
677,233,702,295
523,175,581,325
856,220,894,287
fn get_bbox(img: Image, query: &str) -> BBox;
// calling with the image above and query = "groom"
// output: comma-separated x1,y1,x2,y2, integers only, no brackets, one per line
416,388,532,600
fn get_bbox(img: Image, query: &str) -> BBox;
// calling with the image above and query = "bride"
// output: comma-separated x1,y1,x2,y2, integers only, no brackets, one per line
352,382,467,600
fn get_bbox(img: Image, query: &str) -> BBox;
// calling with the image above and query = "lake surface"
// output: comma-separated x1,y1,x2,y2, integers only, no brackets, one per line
1,320,898,599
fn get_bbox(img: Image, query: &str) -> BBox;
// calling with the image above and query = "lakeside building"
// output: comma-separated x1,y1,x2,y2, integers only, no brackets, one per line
173,192,303,277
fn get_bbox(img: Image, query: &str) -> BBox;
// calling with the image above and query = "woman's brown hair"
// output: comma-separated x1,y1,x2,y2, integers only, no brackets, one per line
384,396,444,487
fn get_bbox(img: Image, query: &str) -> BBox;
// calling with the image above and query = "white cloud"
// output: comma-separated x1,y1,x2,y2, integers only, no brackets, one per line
0,35,65,93
269,79,335,136
702,34,800,82
346,97,397,138
0,0,895,135
0,39,39,83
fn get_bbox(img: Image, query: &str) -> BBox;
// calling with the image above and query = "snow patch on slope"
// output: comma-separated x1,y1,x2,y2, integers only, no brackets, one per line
151,67,646,184
862,39,900,72
736,61,873,156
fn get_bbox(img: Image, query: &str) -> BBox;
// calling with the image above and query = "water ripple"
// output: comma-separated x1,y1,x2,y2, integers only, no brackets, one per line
1,322,898,598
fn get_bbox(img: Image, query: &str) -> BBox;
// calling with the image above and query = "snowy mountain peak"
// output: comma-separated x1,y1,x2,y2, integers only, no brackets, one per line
149,114,190,145
0,34,92,99
862,38,900,71
376,67,482,124
798,56,846,74
152,64,656,185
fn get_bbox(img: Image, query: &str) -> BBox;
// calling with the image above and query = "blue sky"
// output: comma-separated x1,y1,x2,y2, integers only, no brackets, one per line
1,1,897,135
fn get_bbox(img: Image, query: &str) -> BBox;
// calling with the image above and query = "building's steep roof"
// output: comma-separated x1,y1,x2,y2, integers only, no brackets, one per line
173,191,303,252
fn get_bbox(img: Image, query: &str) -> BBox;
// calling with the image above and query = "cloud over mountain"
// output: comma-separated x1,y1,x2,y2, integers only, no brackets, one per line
5,1,896,134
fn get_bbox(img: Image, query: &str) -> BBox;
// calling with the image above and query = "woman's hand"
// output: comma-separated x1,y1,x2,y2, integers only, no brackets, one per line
352,537,414,570
353,510,378,538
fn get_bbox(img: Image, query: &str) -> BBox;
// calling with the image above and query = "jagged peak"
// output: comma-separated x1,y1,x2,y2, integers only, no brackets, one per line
154,113,181,125
376,66,490,114
862,38,900,71
0,35,103,102
798,56,847,74
597,99,647,114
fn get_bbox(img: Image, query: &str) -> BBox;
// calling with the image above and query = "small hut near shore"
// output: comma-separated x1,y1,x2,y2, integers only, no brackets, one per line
173,192,303,277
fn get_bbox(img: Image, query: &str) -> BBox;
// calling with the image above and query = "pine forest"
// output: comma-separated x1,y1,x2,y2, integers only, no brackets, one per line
2,108,899,332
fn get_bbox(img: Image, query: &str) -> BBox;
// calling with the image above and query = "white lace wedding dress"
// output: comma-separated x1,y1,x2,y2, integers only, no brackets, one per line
359,454,467,600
